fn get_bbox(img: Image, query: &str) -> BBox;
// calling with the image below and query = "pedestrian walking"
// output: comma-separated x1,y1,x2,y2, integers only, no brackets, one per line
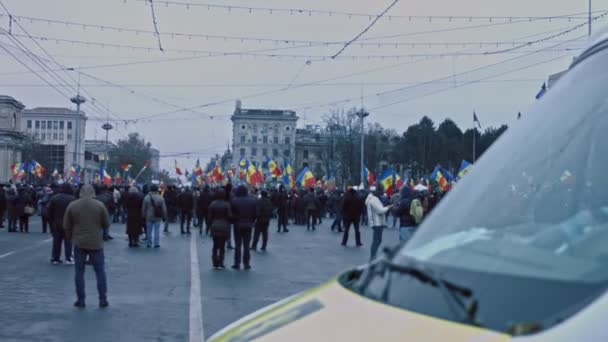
275,185,289,233
0,186,6,229
366,186,392,261
341,188,364,247
112,187,122,223
142,184,167,248
177,187,194,234
208,187,232,269
63,184,110,308
303,188,320,231
329,190,343,232
230,185,257,270
196,185,212,235
252,190,273,251
125,186,144,247
39,187,53,234
396,187,418,243
47,183,76,264
17,187,33,233
6,186,18,232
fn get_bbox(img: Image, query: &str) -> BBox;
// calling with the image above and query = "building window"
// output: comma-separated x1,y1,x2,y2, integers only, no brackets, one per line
240,135,246,143
60,121,64,129
273,136,279,144
41,133,46,140
67,134,72,140
67,121,72,130
262,148,268,157
27,120,32,129
253,124,258,133
303,150,309,159
34,132,39,139
262,136,268,144
284,149,290,157
35,120,40,129
41,121,46,129
59,133,64,140
251,148,257,156
273,149,279,157
53,133,58,140
47,120,52,129
274,125,279,134
240,148,245,156
53,121,58,129
252,136,257,143
285,137,291,145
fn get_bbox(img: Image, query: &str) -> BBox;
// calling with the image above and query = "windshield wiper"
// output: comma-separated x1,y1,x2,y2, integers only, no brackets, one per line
358,249,481,326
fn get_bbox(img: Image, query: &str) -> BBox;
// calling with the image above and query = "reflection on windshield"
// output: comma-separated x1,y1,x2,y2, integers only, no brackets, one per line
399,53,608,283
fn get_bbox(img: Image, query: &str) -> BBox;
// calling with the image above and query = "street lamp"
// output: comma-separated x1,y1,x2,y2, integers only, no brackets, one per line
70,94,86,167
356,109,369,187
102,122,113,168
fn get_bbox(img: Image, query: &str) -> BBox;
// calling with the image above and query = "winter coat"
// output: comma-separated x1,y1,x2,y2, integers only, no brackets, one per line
6,190,17,218
15,191,32,217
366,193,390,227
177,191,194,212
275,191,288,209
208,199,232,238
46,185,76,232
341,189,364,221
63,185,110,250
303,192,320,211
256,197,274,224
397,187,416,227
142,192,168,222
196,190,212,217
125,191,144,235
230,186,257,229
0,188,6,212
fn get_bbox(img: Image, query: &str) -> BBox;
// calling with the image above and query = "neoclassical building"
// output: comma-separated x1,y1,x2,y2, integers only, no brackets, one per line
0,95,25,182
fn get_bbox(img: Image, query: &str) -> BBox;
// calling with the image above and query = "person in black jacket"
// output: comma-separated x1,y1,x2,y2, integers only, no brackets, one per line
46,183,76,264
177,187,194,234
0,186,6,228
95,186,114,240
125,186,144,247
252,190,273,251
396,186,416,243
274,185,289,233
341,187,364,247
6,187,18,232
196,186,212,235
208,188,232,269
230,185,257,270
163,186,178,232
16,187,33,233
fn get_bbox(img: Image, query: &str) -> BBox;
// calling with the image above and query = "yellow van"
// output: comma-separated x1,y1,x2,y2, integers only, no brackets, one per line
208,30,608,342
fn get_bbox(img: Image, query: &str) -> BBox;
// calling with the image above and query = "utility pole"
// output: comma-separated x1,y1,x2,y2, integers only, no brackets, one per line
356,108,369,187
102,123,113,169
589,0,592,37
69,68,85,172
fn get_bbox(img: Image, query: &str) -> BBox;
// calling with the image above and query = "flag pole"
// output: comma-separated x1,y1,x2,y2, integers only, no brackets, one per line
473,111,477,163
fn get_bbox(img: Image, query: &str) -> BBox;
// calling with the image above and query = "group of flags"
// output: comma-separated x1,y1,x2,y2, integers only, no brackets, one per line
11,160,45,179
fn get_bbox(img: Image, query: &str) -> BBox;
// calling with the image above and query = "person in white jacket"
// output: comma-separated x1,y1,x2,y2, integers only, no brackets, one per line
366,186,392,261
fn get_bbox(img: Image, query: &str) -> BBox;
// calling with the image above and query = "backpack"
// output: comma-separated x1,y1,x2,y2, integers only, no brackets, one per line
150,195,163,218
410,198,424,225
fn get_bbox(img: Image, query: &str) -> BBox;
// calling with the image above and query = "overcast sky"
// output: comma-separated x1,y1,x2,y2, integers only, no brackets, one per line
1,0,606,172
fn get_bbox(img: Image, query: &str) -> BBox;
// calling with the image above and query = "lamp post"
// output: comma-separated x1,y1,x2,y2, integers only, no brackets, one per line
356,108,369,187
70,94,86,168
102,123,113,168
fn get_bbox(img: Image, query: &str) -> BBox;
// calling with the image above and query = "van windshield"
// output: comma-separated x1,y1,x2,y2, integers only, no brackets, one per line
359,50,608,334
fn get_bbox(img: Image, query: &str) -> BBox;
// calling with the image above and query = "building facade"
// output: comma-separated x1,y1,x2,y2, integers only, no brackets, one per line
20,107,87,175
231,101,298,167
83,140,115,182
0,95,25,182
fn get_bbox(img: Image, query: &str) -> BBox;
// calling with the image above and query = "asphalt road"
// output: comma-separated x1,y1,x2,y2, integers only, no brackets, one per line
0,216,399,341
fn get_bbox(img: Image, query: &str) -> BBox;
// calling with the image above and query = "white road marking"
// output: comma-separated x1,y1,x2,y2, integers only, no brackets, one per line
0,238,52,259
190,233,205,342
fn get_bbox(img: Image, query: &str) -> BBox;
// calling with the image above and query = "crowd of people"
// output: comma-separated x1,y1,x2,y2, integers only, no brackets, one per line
0,180,446,308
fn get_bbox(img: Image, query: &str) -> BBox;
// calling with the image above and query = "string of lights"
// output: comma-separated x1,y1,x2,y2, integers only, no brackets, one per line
2,12,605,48
1,33,585,60
128,0,595,23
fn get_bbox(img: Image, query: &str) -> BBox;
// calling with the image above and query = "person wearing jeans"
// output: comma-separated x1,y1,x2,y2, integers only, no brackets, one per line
74,247,107,305
141,184,167,248
365,186,392,261
63,184,110,308
47,183,76,264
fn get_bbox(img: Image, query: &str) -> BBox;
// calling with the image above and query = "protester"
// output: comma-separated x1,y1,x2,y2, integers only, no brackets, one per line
341,187,364,247
252,190,273,252
329,190,343,232
17,187,33,233
177,187,194,234
275,185,289,233
0,186,6,228
39,187,54,234
208,188,232,269
112,187,122,224
63,184,110,309
95,186,114,241
125,186,144,247
47,183,76,264
396,187,418,243
389,190,402,228
303,188,320,231
142,184,167,248
6,186,18,232
196,185,212,235
230,185,257,270
366,186,392,261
